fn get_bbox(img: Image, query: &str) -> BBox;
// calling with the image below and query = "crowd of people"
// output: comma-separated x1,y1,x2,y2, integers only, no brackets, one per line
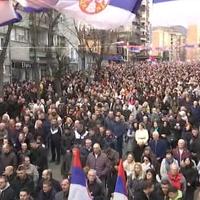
0,61,200,200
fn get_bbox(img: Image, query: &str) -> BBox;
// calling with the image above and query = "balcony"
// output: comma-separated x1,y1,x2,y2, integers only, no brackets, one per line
30,46,57,58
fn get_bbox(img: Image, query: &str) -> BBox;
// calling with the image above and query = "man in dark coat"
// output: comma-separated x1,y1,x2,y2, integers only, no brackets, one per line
86,143,110,185
149,131,168,161
38,181,56,200
111,113,126,157
37,169,61,194
155,179,170,200
134,181,155,200
55,179,69,200
0,175,15,200
3,165,16,188
0,143,17,175
50,119,62,164
80,138,93,167
12,165,34,197
30,138,48,177
189,127,200,162
87,169,105,200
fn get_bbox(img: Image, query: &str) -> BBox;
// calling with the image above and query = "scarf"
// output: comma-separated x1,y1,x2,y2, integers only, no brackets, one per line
165,158,174,172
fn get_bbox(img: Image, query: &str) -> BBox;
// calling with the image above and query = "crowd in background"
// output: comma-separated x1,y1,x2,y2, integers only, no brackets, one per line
0,61,200,199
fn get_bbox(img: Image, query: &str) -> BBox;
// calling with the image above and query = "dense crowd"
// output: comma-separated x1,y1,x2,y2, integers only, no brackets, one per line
0,61,200,200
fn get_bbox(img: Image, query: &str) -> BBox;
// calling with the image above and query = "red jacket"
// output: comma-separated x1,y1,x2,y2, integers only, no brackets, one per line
172,148,190,165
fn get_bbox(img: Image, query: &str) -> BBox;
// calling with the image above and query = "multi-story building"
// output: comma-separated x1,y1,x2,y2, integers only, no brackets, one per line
186,24,200,61
151,26,186,61
0,10,79,83
138,0,150,48
131,0,150,60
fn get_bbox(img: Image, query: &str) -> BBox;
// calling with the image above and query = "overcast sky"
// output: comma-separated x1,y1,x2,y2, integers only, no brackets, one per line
150,0,200,27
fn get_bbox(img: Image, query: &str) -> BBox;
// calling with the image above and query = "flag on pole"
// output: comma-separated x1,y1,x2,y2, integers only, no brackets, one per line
16,0,143,29
0,0,21,27
68,148,91,200
113,160,128,200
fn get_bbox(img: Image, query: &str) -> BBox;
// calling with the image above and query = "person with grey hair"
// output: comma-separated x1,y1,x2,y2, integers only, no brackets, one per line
86,143,110,185
162,163,186,196
87,169,105,200
55,179,70,200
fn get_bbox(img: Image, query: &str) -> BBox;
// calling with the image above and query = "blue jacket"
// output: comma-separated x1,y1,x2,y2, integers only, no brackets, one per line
111,121,127,137
149,139,168,159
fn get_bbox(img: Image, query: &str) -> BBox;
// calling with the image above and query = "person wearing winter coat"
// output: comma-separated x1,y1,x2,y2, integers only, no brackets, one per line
127,162,144,200
87,169,105,200
135,122,149,146
160,150,179,178
50,119,62,165
168,186,183,200
38,181,56,200
55,179,69,200
149,131,169,161
172,139,190,166
163,164,186,195
189,127,200,163
86,143,110,184
180,157,198,200
0,143,17,174
0,176,15,200
133,181,156,200
12,165,34,197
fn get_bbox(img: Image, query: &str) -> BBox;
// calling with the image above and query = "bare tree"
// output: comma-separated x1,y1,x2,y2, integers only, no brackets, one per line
46,10,61,76
29,12,45,83
54,45,70,96
0,3,19,96
73,23,118,70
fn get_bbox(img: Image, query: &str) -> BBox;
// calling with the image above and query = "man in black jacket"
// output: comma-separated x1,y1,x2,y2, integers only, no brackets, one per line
0,175,15,200
0,143,17,175
38,181,56,200
50,119,62,165
55,179,70,200
134,181,155,200
37,169,61,193
155,179,170,200
12,165,34,198
30,138,48,177
87,169,105,200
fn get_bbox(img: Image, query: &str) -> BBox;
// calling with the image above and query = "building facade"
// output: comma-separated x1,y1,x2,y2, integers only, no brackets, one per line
186,25,200,61
151,26,186,61
0,11,79,83
115,0,151,61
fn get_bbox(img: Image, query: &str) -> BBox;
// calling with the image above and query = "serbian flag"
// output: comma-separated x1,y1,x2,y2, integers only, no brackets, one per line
16,0,143,29
0,0,21,26
68,148,91,200
113,160,128,200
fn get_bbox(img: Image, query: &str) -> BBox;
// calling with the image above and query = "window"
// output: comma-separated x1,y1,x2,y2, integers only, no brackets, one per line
15,28,29,43
70,48,77,62
38,31,48,45
10,29,16,41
